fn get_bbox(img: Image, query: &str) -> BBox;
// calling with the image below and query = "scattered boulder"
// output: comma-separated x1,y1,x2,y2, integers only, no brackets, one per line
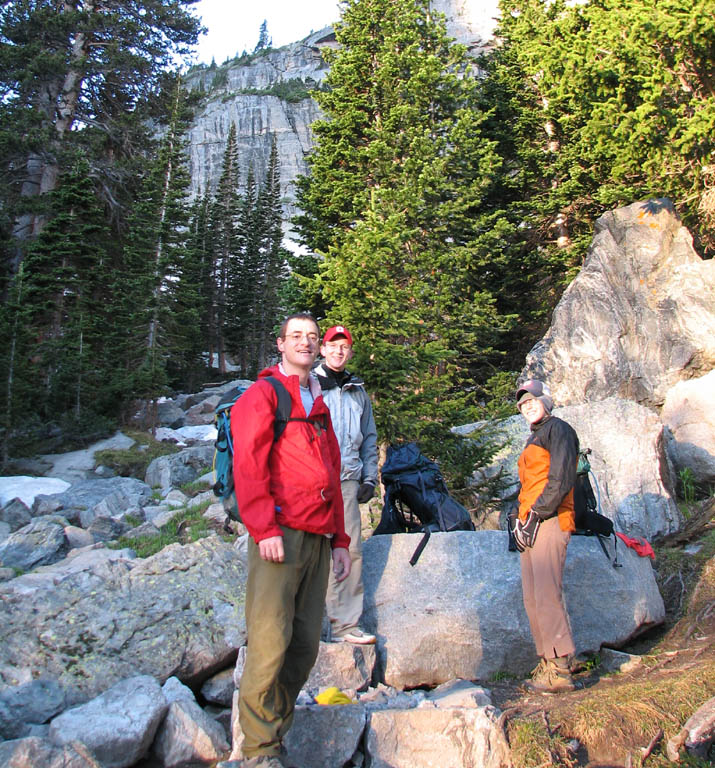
158,399,187,429
362,531,664,690
185,395,221,426
0,516,69,571
366,704,510,768
40,477,152,528
0,497,32,531
144,446,215,493
201,669,236,708
284,704,367,768
521,199,715,408
0,536,246,737
0,675,67,740
48,675,168,768
155,677,230,766
662,370,715,486
303,641,376,695
0,736,102,768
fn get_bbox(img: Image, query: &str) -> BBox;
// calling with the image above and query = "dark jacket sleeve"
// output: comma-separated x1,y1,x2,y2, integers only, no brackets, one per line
531,418,579,519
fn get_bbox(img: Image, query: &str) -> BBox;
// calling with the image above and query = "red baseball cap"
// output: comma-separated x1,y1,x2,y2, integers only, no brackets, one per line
322,325,353,345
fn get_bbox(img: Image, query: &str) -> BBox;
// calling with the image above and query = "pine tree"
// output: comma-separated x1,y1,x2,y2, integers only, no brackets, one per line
295,0,506,467
15,155,115,423
210,123,241,374
254,20,272,53
115,77,194,407
0,0,201,276
254,136,288,370
494,0,715,258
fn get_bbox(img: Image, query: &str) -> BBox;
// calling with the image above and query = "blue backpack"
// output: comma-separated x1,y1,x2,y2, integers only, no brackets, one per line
213,378,292,526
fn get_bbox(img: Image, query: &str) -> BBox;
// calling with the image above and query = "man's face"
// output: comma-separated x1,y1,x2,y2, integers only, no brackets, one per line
519,397,546,424
320,336,353,372
277,318,320,372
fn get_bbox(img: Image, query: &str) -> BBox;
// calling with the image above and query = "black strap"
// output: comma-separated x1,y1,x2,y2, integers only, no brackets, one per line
265,376,328,440
410,529,431,567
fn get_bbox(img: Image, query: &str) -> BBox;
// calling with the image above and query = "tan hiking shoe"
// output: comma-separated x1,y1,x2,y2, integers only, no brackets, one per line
525,659,576,693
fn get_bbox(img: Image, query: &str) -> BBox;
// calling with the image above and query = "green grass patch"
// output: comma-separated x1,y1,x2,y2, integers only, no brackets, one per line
93,430,180,479
109,499,229,558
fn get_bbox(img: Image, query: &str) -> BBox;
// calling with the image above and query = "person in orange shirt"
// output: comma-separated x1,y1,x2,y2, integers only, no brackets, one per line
513,379,579,693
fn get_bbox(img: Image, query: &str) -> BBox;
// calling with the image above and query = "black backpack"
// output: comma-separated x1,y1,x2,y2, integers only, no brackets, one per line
374,442,475,565
573,449,620,567
212,377,327,530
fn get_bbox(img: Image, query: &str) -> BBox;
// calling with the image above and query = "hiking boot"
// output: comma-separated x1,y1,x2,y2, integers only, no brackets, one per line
241,755,284,768
529,657,547,677
333,627,376,645
525,659,576,693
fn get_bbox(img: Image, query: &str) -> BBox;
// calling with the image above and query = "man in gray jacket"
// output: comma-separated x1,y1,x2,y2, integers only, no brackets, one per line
316,325,379,644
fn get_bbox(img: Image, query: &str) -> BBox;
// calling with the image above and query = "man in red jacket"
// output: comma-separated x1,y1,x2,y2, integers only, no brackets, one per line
231,313,351,768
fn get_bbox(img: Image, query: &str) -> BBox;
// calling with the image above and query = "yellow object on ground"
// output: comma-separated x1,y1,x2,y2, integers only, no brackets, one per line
314,686,354,705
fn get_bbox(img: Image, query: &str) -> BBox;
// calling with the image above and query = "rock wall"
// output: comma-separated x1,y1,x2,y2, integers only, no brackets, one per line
521,199,715,408
182,1,500,237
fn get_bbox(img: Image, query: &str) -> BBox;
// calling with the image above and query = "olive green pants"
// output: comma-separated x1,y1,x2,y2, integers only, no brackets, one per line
239,527,331,759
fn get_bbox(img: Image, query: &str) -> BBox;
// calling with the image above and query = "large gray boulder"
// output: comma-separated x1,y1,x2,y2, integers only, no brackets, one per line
367,705,509,768
152,697,230,767
0,736,102,768
0,516,69,571
145,445,215,492
35,476,153,527
0,497,32,531
362,530,664,690
662,370,715,486
48,675,167,768
0,536,246,738
521,199,715,408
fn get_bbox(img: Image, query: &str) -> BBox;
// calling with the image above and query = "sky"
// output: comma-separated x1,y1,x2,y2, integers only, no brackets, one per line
191,0,343,65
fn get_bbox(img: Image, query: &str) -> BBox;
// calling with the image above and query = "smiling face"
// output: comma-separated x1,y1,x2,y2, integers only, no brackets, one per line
277,317,320,377
519,396,547,425
320,335,353,372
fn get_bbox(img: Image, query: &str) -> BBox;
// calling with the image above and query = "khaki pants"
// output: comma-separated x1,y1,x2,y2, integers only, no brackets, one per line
520,515,575,659
326,479,363,635
239,528,330,758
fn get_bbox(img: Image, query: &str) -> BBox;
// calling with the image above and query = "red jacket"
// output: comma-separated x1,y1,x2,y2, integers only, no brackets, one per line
231,365,349,548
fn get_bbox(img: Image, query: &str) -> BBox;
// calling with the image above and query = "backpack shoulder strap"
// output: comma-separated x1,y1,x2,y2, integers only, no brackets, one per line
265,376,329,441
265,376,293,442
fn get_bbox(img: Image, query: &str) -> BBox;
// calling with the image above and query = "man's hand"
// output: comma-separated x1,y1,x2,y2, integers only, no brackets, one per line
258,535,285,562
357,482,375,504
332,547,351,582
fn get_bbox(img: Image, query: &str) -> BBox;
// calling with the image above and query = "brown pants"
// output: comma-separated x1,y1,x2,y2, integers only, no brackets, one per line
239,527,331,759
520,515,575,659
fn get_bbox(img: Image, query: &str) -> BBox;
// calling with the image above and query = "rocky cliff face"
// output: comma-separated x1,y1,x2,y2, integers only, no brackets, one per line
182,0,499,239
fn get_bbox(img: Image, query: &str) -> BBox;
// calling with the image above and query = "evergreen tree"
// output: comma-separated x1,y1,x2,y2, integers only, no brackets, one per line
173,192,213,392
254,20,272,53
254,136,288,371
295,0,507,467
0,0,201,277
115,77,194,407
493,0,715,260
210,123,241,374
14,155,115,423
